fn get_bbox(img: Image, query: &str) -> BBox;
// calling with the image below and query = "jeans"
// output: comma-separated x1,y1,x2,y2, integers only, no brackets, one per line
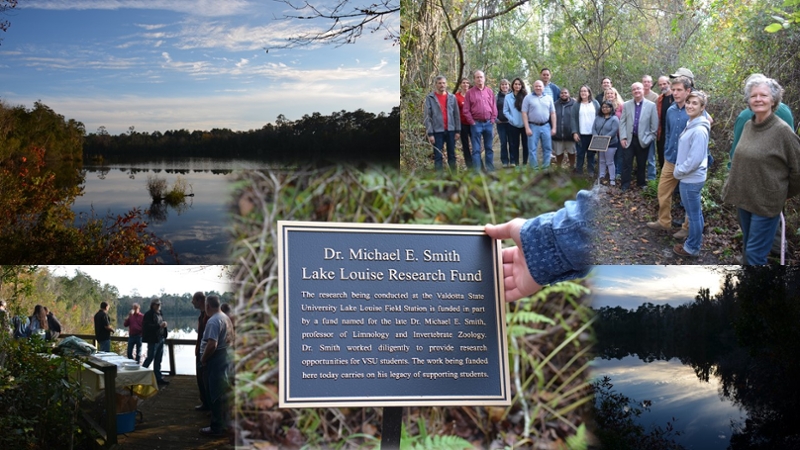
98,339,111,352
143,337,165,381
614,143,623,179
738,208,781,265
647,141,657,180
127,335,142,363
470,120,494,171
431,131,456,171
459,123,471,169
507,125,526,166
497,122,510,165
575,134,595,174
679,181,704,255
527,123,552,170
203,350,230,432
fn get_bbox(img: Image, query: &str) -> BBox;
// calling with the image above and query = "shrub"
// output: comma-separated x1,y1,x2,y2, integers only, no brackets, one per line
0,334,96,449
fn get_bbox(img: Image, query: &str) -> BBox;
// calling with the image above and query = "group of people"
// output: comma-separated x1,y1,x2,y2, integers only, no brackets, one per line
425,66,800,262
4,301,63,340
423,68,669,179
97,294,235,437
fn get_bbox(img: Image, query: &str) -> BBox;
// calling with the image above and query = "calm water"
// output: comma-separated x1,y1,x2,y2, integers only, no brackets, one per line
73,158,265,264
593,356,747,450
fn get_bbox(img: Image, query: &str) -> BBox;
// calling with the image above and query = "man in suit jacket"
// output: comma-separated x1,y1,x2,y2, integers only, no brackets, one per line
619,82,659,191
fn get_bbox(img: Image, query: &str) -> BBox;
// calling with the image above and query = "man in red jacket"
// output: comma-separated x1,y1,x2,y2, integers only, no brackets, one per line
124,303,144,363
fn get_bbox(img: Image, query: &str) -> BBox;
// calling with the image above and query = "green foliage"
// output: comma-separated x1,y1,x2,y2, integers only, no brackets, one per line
400,419,472,450
232,166,594,448
0,100,84,162
765,0,800,32
0,334,96,449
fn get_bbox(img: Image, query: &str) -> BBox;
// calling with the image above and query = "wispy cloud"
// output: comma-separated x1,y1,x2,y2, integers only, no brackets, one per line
23,0,254,17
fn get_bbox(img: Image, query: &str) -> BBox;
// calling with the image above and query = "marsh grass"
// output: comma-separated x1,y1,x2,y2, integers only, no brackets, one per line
146,174,192,206
231,165,595,449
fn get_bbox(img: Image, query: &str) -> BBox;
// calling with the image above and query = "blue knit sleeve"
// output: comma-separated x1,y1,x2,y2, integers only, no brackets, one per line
518,190,595,286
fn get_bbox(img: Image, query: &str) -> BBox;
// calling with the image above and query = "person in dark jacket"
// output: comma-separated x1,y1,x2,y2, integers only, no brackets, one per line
552,88,577,169
44,306,62,341
93,302,112,351
192,292,210,411
142,298,169,385
594,101,621,186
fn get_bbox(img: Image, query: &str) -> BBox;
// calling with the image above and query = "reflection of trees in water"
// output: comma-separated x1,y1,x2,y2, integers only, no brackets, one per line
146,197,192,224
594,266,800,449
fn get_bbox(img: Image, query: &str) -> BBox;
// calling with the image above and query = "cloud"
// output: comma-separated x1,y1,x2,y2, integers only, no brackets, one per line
591,266,723,309
173,20,318,51
135,23,169,30
23,0,253,17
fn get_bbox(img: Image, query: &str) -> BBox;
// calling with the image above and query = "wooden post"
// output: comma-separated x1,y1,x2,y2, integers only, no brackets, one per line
380,407,403,450
167,340,176,376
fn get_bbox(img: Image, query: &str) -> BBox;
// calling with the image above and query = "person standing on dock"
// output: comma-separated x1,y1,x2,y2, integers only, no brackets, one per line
192,292,210,411
199,295,233,437
143,298,169,386
93,302,113,352
124,303,144,364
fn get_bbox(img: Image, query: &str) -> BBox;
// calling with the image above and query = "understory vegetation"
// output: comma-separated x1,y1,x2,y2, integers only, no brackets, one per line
231,166,593,449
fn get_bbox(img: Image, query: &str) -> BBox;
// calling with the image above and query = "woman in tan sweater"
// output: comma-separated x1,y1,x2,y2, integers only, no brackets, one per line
723,75,800,264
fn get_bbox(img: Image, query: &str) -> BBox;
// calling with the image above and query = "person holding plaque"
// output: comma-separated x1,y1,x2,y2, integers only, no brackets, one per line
672,91,710,258
485,191,593,302
593,101,620,186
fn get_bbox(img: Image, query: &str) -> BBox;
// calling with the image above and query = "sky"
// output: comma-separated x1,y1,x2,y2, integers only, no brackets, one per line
0,0,399,134
46,265,232,297
590,265,733,310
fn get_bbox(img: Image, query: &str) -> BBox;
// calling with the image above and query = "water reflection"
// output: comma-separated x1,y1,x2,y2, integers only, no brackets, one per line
593,356,746,449
593,266,800,450
65,158,270,263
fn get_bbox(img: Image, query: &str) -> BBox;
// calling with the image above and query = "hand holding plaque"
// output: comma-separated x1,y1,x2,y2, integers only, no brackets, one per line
484,219,542,302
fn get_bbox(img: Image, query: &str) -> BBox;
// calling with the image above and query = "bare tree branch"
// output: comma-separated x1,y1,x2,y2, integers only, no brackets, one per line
275,0,399,47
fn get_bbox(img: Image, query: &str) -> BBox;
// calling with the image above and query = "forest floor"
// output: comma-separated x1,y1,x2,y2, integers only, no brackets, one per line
591,180,743,265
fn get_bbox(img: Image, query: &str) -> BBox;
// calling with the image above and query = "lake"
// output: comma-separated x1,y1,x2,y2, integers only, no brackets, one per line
592,355,747,449
116,328,198,376
73,158,267,264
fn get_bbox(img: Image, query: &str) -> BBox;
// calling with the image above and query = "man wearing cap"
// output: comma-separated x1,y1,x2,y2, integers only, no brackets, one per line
647,70,698,238
142,298,169,385
192,291,211,411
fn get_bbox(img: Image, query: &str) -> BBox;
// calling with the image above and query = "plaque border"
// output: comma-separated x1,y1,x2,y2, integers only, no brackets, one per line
277,221,511,407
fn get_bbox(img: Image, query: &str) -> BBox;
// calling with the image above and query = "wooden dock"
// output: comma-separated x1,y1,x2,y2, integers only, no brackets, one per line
116,375,234,450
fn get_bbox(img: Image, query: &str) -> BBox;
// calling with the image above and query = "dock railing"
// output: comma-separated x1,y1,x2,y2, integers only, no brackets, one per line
58,333,196,376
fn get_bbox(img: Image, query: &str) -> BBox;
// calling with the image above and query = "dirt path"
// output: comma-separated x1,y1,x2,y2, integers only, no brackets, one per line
592,182,745,265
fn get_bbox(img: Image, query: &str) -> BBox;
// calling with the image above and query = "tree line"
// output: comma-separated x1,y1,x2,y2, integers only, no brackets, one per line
0,266,233,336
593,265,800,449
84,107,400,165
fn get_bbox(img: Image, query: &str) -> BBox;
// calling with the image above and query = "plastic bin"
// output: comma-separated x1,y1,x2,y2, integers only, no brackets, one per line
117,411,136,434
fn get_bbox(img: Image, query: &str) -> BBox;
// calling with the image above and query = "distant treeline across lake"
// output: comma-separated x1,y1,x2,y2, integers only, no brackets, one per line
84,108,400,166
